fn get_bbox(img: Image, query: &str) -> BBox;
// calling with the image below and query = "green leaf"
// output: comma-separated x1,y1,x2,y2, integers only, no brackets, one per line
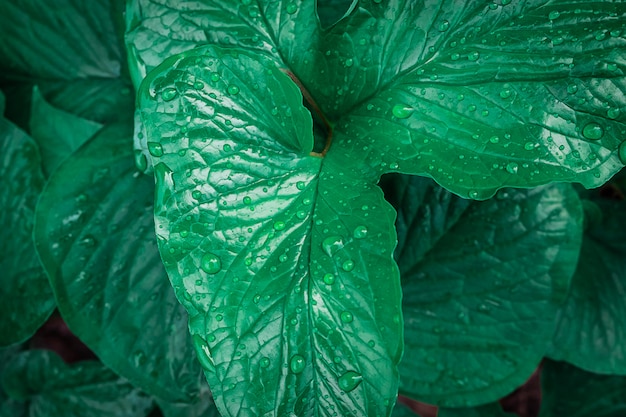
128,0,626,198
156,386,221,417
33,122,204,402
540,359,626,417
0,0,124,82
438,403,515,417
388,175,582,406
0,350,153,417
316,0,357,29
29,86,103,176
0,90,5,115
138,46,403,417
391,402,421,417
0,116,53,347
549,197,626,374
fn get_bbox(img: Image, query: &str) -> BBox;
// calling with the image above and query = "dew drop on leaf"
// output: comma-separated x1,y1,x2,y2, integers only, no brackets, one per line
340,311,354,323
322,235,344,256
193,81,204,90
499,88,512,99
210,72,220,82
618,140,626,164
147,142,163,157
506,162,519,174
260,357,270,368
227,85,240,95
342,259,355,272
438,20,450,32
134,150,148,172
468,190,480,199
345,58,354,67
353,226,368,239
467,51,480,61
548,10,560,20
192,334,216,372
607,108,621,119
566,84,578,94
524,141,536,151
273,221,286,231
285,3,298,14
296,181,306,190
338,371,363,392
243,196,252,205
200,253,221,274
289,355,306,373
392,104,414,119
161,87,177,101
582,122,604,140
323,273,335,285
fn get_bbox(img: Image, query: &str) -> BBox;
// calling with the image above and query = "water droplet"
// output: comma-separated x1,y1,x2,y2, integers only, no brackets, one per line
322,235,344,256
467,51,480,61
340,311,354,323
344,58,354,67
338,371,363,392
289,354,306,373
286,3,298,14
582,122,604,140
273,221,286,231
468,190,480,199
260,357,270,368
80,234,97,247
489,135,500,144
134,150,148,172
615,140,626,166
227,85,240,95
192,334,215,371
438,20,450,32
548,10,560,20
296,181,306,190
506,162,519,174
193,81,204,90
608,108,621,119
215,314,223,322
161,88,177,101
243,196,252,205
342,259,355,272
147,142,163,157
566,84,578,94
392,104,414,119
451,53,460,61
607,63,618,72
296,210,307,219
353,226,368,239
210,72,220,82
323,273,335,285
524,141,536,151
499,89,512,99
200,253,221,274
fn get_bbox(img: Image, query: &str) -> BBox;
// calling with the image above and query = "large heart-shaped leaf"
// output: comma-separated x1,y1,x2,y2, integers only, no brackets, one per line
0,350,153,417
34,123,204,402
0,108,53,347
549,196,626,374
539,359,626,417
128,0,626,198
385,175,582,406
138,46,403,417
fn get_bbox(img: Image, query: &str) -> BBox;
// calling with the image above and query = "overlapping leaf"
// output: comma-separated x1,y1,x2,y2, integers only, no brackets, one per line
0,350,153,417
438,403,516,417
385,175,582,406
34,123,204,402
0,108,53,347
549,196,626,374
128,0,626,198
139,47,403,417
540,359,626,417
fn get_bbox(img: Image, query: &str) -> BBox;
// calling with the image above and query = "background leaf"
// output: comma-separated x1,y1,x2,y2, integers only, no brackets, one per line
549,196,626,374
138,45,403,417
385,175,582,406
29,86,103,176
1,350,152,417
34,123,204,402
155,386,220,417
438,403,515,417
0,114,53,347
539,359,626,417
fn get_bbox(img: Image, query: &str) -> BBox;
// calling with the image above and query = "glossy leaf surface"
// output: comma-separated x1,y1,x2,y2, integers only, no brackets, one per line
29,86,103,175
387,175,582,406
139,47,403,417
0,350,152,417
0,113,53,347
34,123,204,402
127,0,626,198
549,197,626,374
540,359,626,417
